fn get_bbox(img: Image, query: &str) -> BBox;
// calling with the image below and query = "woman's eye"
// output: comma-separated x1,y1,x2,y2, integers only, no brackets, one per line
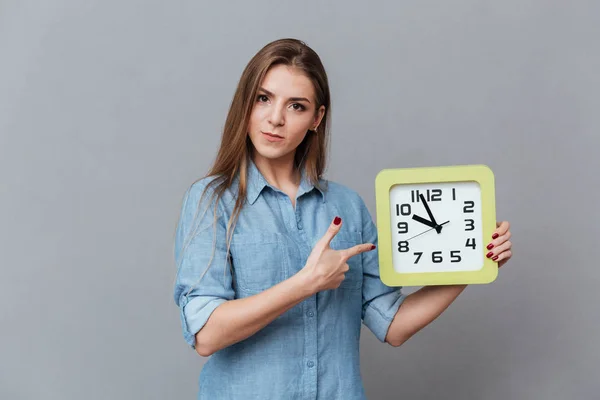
256,95,304,111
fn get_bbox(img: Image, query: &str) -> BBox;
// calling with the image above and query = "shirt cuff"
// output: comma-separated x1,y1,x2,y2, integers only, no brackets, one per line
363,291,406,343
179,295,228,348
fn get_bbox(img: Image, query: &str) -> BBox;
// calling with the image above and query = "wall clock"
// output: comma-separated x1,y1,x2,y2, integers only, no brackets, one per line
375,165,498,286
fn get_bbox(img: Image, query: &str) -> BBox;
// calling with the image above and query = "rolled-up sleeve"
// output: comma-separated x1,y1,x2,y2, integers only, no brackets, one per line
359,197,406,343
173,182,234,348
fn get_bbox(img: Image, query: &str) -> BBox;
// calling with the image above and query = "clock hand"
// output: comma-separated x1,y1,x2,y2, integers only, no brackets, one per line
419,193,442,234
405,221,449,242
419,193,438,226
412,214,437,229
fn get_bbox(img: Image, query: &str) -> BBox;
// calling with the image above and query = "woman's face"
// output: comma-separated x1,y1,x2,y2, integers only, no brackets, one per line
248,64,324,164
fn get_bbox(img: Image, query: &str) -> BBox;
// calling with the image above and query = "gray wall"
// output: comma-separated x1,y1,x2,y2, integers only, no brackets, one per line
1,1,598,399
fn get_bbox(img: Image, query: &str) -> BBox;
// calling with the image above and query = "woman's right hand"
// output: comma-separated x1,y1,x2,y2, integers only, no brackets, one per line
301,216,376,293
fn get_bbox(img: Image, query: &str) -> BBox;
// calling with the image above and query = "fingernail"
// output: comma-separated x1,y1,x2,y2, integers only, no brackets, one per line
492,255,499,261
371,245,376,250
492,233,499,239
486,251,494,258
334,216,341,225
487,243,494,250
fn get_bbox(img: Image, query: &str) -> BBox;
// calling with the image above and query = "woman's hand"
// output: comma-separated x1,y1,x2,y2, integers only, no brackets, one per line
301,216,375,292
486,221,513,268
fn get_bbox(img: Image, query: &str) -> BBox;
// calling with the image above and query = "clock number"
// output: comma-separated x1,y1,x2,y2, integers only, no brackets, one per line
451,250,462,262
397,221,408,234
413,252,423,264
452,188,456,201
466,238,476,249
464,219,475,231
463,200,475,213
411,190,426,202
396,203,411,216
411,250,461,263
398,241,409,253
411,189,442,203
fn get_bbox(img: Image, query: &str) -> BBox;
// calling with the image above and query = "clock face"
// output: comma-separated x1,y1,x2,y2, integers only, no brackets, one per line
389,181,483,273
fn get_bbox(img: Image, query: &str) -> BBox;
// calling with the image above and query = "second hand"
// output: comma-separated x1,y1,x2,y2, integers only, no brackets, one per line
406,220,450,242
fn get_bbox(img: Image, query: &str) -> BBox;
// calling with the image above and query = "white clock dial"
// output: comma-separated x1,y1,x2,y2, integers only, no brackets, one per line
389,181,483,273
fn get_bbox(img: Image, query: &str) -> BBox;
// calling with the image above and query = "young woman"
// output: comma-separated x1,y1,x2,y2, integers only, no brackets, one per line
174,38,513,399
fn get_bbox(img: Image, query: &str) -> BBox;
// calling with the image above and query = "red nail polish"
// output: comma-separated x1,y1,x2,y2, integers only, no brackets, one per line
492,255,499,261
492,233,499,239
487,243,494,250
486,251,493,258
371,245,376,250
334,216,341,225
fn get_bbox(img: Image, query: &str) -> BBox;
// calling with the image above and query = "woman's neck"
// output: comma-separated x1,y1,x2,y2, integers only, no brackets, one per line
252,152,301,191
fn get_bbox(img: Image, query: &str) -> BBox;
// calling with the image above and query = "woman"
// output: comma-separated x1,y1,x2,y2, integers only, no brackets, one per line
174,38,513,399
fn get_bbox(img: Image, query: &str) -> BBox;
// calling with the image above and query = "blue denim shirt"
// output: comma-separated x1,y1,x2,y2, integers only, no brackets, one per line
174,159,406,400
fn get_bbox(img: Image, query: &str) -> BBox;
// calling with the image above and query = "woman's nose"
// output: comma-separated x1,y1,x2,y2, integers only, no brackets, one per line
268,105,285,127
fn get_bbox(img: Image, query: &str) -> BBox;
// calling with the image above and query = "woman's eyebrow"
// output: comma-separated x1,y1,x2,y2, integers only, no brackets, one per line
259,87,311,103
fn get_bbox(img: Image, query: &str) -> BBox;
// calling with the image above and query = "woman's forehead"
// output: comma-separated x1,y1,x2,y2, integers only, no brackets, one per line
260,65,315,99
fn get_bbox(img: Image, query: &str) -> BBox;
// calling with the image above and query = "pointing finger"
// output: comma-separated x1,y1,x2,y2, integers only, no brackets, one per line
342,243,376,261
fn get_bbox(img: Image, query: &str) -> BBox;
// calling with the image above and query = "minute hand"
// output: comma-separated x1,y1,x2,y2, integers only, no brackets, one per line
420,193,442,233
406,220,450,241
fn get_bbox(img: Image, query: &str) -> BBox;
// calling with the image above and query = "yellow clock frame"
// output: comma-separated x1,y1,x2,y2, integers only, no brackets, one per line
375,164,498,286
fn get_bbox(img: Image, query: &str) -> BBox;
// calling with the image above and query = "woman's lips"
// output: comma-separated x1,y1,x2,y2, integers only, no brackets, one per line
262,132,284,142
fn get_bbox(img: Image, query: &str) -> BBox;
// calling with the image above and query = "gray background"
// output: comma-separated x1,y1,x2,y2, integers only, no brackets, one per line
1,0,598,399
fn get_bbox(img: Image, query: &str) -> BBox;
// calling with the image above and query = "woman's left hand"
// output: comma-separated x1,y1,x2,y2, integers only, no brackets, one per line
486,221,512,269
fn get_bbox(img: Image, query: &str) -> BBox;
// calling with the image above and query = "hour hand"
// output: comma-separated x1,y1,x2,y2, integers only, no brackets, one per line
412,214,437,229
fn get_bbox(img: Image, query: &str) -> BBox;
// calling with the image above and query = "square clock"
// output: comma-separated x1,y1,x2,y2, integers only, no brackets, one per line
375,165,498,286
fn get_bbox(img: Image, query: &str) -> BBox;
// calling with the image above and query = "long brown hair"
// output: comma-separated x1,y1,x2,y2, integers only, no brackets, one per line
179,38,332,287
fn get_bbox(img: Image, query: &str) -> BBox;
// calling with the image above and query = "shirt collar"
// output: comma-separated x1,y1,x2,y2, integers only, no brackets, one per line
245,157,326,205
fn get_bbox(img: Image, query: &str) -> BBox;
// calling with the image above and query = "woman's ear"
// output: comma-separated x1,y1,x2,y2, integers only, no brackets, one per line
313,105,325,130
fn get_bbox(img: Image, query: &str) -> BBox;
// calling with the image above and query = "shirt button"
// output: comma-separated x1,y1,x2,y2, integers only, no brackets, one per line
307,361,314,368
307,311,314,317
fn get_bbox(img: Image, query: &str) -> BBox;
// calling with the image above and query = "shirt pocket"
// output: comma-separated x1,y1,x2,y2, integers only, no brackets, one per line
230,232,288,295
329,231,364,290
